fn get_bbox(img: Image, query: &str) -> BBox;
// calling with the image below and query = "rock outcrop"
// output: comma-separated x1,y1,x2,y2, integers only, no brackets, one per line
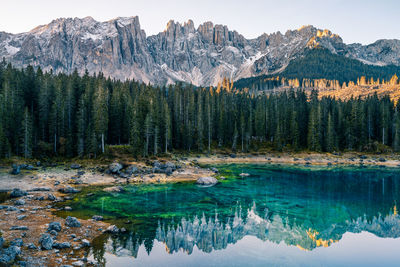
1,17,399,86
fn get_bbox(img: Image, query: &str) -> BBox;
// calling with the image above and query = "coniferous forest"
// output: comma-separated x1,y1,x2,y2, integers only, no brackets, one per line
0,60,400,159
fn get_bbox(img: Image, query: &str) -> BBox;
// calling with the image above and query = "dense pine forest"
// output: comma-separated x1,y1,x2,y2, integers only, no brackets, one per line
0,60,400,159
235,48,400,90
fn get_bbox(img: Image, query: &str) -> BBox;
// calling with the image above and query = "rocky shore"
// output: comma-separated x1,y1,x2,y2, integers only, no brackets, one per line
0,159,214,266
194,152,400,168
0,152,399,266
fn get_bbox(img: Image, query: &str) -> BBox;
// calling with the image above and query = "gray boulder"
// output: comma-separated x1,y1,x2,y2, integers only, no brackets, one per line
14,199,25,206
10,164,20,175
65,216,81,227
39,234,53,250
92,215,104,221
196,176,218,186
26,243,37,249
125,165,139,175
17,215,27,220
48,222,62,232
10,238,23,247
47,193,57,201
104,225,119,234
70,163,82,169
53,242,71,249
10,226,28,230
0,245,21,265
58,186,80,194
81,239,90,247
165,167,173,176
109,163,123,174
10,188,27,198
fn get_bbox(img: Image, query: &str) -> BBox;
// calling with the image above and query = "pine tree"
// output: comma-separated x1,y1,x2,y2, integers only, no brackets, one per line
21,107,33,158
130,100,142,157
325,112,336,152
307,104,321,151
93,85,108,154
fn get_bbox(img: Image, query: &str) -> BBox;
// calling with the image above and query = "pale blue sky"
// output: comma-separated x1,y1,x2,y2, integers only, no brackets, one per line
0,0,398,44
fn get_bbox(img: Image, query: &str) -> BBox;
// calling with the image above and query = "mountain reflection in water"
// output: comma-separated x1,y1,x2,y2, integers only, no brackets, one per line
59,164,400,266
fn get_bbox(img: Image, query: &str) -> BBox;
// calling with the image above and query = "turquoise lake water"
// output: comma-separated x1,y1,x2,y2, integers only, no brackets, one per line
59,164,400,266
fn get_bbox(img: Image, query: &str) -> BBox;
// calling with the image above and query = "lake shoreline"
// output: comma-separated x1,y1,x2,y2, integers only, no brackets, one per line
0,152,399,265
194,152,400,168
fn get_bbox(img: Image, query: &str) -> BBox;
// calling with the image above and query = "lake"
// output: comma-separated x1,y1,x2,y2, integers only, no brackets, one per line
58,164,400,266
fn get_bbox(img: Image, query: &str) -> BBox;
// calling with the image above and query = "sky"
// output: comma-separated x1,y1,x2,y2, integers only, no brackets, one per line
0,0,399,44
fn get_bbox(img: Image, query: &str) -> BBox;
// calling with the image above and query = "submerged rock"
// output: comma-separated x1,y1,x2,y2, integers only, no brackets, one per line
196,176,218,185
103,186,125,193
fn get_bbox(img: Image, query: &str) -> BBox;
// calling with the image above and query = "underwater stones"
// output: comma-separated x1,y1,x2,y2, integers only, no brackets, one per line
65,216,81,228
48,222,62,232
196,176,218,185
39,234,54,250
103,186,125,193
10,188,27,198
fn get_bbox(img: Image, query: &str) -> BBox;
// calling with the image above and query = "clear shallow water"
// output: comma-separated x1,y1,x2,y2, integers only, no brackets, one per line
59,164,400,266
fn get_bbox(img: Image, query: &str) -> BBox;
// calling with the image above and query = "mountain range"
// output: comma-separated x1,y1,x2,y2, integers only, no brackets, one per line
0,16,399,86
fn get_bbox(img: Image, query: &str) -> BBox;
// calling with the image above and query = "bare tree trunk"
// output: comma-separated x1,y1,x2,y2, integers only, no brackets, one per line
101,133,105,153
54,133,57,154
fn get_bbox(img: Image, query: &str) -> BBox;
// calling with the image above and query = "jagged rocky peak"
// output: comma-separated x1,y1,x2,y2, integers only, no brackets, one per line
0,16,399,86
